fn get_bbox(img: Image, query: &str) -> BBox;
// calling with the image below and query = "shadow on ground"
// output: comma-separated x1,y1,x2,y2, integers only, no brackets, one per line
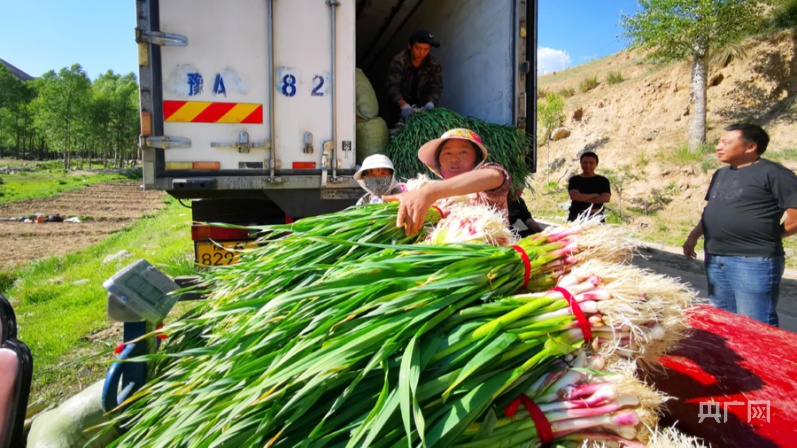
632,245,797,333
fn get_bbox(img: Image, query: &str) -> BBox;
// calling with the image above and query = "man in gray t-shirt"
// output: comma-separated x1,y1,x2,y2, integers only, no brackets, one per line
683,123,797,326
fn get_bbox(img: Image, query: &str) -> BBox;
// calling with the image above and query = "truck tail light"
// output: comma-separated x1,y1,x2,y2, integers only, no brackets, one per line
192,162,221,170
141,112,152,136
165,161,221,170
191,224,251,241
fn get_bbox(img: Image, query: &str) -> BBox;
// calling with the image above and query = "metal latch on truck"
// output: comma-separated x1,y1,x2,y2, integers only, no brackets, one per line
140,135,191,150
135,29,187,47
210,131,269,154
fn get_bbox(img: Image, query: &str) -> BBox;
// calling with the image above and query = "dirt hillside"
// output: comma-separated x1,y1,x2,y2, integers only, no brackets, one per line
534,29,797,227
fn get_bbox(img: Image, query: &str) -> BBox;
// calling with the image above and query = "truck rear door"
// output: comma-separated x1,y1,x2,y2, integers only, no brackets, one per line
137,0,359,217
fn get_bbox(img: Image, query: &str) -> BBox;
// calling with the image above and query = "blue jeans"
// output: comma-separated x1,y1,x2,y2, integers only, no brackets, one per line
705,254,784,326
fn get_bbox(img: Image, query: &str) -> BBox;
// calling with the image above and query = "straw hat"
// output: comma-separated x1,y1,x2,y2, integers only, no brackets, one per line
417,128,488,177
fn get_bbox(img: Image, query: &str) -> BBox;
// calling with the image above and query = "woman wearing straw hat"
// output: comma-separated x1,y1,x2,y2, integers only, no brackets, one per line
384,128,510,235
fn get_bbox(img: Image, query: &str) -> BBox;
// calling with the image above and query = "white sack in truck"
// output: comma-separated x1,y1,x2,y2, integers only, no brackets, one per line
355,117,389,164
355,68,379,120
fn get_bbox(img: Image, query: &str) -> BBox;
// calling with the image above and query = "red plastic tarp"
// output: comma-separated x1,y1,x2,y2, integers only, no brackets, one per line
649,305,797,447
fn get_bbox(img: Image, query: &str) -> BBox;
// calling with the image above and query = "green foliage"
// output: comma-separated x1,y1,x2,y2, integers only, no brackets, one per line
635,151,649,168
537,92,566,144
1,63,140,168
579,76,599,92
606,70,625,85
0,271,15,295
31,65,93,168
0,64,36,153
604,207,625,224
601,166,639,205
0,171,132,204
766,149,797,163
770,0,797,28
10,198,191,401
621,0,771,150
556,87,576,98
629,184,678,215
701,158,721,173
656,142,715,165
543,180,561,192
621,0,768,62
709,43,748,68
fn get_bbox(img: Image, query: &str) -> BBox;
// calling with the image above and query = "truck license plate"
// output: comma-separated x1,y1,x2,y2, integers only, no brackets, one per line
195,241,258,266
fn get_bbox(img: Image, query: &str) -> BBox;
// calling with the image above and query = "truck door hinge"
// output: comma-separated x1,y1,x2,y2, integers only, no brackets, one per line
141,135,191,149
135,29,188,47
519,61,532,74
210,131,270,154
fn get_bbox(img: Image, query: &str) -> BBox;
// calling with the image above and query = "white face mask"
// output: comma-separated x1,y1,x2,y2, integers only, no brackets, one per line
363,176,395,197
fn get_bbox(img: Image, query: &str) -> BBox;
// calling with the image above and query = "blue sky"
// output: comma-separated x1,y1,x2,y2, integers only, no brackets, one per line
538,0,639,74
1,0,639,80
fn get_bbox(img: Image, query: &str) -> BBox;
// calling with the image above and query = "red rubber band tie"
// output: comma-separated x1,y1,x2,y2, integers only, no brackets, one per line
554,286,592,342
504,393,554,445
511,246,531,288
431,205,448,218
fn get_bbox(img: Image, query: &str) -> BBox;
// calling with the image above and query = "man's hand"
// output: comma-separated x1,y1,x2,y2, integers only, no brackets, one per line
683,220,703,259
400,104,413,120
383,189,435,236
782,208,797,238
683,238,698,259
423,102,435,111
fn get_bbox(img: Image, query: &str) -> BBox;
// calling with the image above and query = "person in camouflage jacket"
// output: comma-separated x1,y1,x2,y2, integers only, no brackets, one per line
386,29,443,125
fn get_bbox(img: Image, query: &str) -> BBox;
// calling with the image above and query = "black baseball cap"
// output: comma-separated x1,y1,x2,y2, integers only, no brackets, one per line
410,29,440,47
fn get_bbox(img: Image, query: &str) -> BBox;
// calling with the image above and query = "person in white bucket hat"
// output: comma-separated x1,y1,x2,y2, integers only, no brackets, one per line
384,128,510,235
354,154,407,205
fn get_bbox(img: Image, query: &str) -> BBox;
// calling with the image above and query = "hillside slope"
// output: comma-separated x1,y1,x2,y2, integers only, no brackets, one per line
531,29,797,252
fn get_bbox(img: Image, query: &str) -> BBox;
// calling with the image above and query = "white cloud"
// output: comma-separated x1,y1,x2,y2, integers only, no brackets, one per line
537,47,571,75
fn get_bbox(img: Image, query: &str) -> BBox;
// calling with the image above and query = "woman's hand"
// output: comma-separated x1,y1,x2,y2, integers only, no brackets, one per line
383,189,435,236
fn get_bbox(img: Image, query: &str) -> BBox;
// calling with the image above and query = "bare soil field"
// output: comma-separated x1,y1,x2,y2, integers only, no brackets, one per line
0,181,166,272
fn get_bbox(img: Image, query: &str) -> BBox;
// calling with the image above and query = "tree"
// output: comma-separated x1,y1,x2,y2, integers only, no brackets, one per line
537,92,566,182
31,64,92,168
0,65,36,157
91,71,139,168
621,0,769,151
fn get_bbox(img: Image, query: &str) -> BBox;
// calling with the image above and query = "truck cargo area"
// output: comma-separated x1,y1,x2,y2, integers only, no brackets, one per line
356,0,534,130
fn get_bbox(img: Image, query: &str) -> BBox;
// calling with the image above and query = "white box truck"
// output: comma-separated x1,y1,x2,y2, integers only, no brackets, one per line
135,0,537,266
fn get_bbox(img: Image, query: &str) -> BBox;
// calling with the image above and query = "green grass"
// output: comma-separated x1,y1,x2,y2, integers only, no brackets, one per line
0,171,140,204
579,75,600,93
5,197,193,403
556,87,576,98
655,142,716,166
606,70,624,85
766,149,797,163
538,54,617,88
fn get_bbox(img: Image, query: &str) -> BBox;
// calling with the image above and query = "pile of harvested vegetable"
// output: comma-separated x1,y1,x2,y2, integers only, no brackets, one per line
98,200,704,448
385,108,533,196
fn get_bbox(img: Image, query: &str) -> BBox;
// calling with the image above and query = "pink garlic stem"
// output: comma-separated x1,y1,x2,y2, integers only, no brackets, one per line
545,226,581,242
549,410,640,433
539,394,639,415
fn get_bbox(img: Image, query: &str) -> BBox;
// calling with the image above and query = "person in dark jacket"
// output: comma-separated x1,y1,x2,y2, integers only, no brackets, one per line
386,29,443,125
